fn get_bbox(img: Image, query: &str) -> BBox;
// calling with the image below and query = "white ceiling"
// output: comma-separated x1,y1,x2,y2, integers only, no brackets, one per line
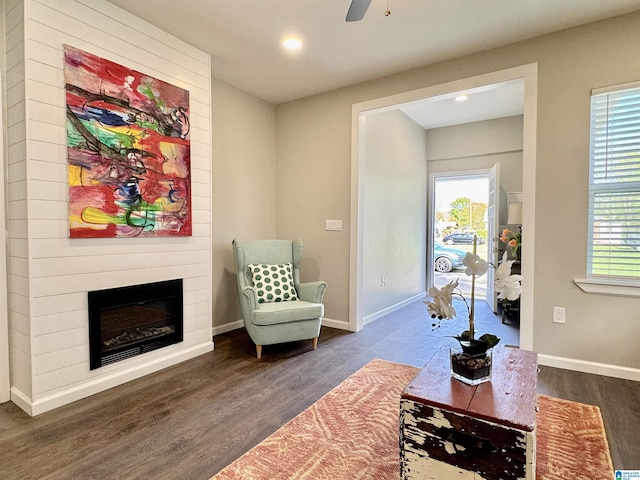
395,79,525,129
107,1,639,129
108,0,640,106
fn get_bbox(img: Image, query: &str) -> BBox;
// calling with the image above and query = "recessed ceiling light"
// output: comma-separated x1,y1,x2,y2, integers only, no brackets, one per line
282,37,303,52
455,95,469,102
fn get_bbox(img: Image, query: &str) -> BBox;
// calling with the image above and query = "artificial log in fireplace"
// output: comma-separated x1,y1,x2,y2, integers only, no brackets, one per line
88,279,183,370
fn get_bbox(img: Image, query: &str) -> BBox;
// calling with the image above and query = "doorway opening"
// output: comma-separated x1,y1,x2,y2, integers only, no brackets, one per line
431,173,489,299
350,64,537,350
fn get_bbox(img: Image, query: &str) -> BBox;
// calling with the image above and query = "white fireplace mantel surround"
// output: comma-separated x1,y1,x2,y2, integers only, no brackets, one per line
4,0,214,416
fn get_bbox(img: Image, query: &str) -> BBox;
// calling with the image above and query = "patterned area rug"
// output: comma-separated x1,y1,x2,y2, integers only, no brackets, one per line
535,394,613,480
211,359,613,480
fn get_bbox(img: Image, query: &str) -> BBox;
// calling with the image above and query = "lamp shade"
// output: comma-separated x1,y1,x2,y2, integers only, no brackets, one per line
507,202,523,225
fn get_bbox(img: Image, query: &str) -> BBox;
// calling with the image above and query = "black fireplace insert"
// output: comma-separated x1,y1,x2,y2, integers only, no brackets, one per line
88,279,183,369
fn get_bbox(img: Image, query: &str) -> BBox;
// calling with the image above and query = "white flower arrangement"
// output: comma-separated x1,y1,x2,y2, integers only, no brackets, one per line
494,258,523,302
426,237,523,355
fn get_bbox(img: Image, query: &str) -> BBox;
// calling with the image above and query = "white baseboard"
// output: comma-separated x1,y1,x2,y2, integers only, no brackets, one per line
9,387,33,415
12,341,214,416
321,317,349,330
212,320,244,336
363,292,425,326
538,353,640,382
212,317,350,338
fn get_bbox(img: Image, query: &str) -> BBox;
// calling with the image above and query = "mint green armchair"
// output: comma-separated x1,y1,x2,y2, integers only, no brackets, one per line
232,238,327,358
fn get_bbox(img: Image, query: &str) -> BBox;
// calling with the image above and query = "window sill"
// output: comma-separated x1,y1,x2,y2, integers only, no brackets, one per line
574,278,640,298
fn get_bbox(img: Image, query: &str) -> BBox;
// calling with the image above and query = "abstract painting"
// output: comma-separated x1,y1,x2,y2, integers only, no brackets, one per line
64,45,192,238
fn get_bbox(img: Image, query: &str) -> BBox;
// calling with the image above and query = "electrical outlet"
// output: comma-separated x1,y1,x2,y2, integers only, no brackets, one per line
552,306,566,324
381,276,386,287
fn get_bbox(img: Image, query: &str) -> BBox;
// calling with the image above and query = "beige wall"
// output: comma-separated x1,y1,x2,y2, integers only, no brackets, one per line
362,110,427,318
275,92,353,321
273,12,640,371
211,78,277,330
426,116,524,161
427,116,524,225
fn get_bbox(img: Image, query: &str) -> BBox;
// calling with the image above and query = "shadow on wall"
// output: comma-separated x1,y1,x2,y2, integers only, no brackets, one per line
213,245,243,329
300,256,321,283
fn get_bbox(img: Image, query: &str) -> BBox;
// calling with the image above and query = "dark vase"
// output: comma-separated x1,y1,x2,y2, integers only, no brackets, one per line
450,347,492,385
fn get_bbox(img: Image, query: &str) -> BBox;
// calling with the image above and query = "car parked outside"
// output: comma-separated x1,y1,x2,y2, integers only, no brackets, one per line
442,232,486,245
434,244,466,273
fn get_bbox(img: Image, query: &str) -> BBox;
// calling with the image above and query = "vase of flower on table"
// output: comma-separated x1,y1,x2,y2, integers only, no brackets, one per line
426,234,523,385
500,227,521,260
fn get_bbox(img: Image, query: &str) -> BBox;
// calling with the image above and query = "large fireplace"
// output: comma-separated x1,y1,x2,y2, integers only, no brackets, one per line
88,279,184,370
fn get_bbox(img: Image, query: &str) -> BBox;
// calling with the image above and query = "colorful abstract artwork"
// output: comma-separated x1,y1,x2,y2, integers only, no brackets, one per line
64,45,192,238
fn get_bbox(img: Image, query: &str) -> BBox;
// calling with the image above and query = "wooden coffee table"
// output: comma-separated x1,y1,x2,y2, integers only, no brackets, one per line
400,346,538,480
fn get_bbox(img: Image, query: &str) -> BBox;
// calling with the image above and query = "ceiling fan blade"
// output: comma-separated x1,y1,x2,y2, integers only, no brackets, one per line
346,0,372,22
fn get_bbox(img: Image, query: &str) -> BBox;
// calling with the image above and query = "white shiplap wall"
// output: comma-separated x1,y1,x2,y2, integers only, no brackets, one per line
8,0,213,415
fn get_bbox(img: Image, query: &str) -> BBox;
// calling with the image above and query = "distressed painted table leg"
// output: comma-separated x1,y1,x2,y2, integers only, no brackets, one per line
400,346,538,480
400,401,535,479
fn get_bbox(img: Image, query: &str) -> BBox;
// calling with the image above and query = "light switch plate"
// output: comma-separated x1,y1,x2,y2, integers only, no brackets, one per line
325,219,342,231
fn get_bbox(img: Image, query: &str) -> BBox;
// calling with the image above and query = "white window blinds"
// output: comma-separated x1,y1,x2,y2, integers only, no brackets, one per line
588,85,640,280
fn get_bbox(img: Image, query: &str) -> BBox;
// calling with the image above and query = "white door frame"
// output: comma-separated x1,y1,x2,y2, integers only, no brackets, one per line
350,63,537,351
486,162,500,312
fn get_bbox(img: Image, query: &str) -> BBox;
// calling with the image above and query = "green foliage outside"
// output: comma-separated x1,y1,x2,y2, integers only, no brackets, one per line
447,197,488,241
591,245,640,277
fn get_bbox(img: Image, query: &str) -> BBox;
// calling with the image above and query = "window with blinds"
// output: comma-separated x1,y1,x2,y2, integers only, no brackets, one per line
588,83,640,280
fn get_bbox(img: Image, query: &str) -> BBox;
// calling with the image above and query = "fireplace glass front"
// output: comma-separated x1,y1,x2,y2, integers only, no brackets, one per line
88,279,183,369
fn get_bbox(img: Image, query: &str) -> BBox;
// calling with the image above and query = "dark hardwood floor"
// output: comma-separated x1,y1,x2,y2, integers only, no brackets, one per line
0,298,638,479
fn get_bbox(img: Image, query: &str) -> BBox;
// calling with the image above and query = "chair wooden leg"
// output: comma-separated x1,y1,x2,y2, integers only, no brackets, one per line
256,345,262,359
312,337,318,350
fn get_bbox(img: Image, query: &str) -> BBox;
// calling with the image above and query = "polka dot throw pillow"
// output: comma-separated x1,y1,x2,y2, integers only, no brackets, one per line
248,263,299,303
